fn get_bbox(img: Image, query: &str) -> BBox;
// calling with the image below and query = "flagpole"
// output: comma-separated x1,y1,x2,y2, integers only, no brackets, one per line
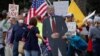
46,0,52,5
12,0,15,4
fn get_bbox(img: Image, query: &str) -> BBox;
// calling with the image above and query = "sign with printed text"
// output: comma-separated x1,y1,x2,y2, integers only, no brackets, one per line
66,22,76,35
8,4,19,17
53,1,69,16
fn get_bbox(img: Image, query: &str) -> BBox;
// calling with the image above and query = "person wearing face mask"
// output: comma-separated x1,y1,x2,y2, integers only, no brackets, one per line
10,16,28,56
88,15,100,56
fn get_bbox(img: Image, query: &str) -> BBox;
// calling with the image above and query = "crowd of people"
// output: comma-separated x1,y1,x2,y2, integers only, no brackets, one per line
0,5,100,56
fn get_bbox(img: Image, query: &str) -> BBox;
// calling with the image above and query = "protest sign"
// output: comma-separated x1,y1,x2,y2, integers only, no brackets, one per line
66,22,76,35
53,1,69,16
9,4,19,17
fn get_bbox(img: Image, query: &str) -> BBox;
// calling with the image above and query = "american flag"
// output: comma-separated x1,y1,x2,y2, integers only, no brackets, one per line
25,0,48,24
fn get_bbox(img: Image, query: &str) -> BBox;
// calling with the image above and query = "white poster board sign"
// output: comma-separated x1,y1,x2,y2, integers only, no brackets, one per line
66,22,76,35
9,4,19,17
53,1,69,16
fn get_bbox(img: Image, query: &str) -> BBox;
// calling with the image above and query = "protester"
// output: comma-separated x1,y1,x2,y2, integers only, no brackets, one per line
5,17,17,56
10,15,28,56
35,15,43,56
89,15,100,56
36,15,43,45
81,18,93,42
2,11,10,29
42,5,67,56
63,13,87,56
0,13,8,56
80,18,94,56
24,17,43,56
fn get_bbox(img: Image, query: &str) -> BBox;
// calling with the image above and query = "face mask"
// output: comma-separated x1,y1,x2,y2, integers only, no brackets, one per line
23,13,26,17
18,20,24,24
8,19,11,23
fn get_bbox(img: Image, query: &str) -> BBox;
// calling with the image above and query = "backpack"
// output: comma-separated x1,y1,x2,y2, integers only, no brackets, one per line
67,35,87,51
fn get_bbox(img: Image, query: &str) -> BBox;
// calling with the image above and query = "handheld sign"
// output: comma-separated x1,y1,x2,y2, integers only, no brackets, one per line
53,1,69,16
66,22,76,35
9,4,19,17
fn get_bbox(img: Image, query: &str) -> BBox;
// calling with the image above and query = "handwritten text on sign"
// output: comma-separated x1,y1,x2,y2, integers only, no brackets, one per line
66,22,76,35
9,4,19,17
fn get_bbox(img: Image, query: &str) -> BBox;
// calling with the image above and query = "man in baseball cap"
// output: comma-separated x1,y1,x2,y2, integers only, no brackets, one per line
89,15,100,56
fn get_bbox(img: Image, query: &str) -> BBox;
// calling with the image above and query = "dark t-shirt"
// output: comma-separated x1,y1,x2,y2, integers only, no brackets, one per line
10,23,28,43
24,27,40,51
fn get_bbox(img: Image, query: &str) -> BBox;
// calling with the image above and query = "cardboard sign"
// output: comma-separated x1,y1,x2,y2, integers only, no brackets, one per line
66,22,76,35
8,4,19,17
53,1,69,16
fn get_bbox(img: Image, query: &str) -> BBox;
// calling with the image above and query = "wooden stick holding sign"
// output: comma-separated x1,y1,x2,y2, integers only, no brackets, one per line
12,0,15,4
46,0,52,5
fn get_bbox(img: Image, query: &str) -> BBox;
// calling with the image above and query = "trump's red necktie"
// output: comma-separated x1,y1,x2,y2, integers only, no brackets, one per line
52,17,56,33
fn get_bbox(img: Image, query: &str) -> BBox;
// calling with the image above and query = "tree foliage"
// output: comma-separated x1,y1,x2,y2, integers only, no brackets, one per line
0,0,31,12
0,0,100,14
87,0,100,14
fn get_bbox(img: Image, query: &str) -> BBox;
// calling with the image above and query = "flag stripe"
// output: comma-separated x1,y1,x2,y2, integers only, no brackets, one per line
41,10,47,17
37,6,47,16
31,8,34,17
40,7,47,16
26,11,30,24
36,2,47,13
25,0,48,24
